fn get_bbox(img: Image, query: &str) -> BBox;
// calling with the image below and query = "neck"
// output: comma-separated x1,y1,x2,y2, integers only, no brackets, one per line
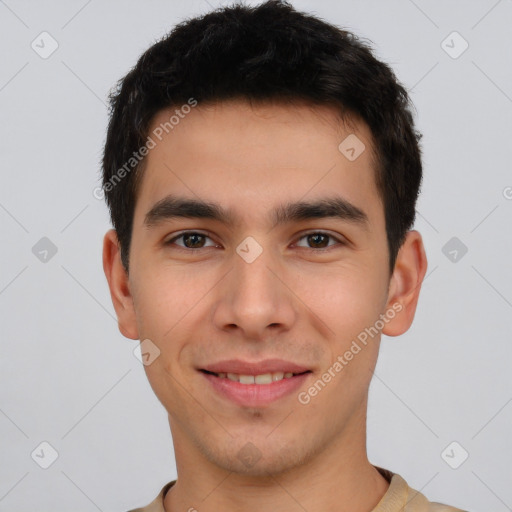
163,415,389,512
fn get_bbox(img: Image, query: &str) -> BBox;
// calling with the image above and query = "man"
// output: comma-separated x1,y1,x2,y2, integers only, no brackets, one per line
101,1,465,510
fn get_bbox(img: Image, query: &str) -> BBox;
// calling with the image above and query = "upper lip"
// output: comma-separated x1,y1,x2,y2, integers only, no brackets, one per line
200,359,310,375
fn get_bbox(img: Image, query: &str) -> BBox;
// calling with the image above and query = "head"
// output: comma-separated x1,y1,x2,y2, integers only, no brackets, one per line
102,1,427,477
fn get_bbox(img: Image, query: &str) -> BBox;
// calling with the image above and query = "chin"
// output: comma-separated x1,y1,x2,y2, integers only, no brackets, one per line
202,437,315,478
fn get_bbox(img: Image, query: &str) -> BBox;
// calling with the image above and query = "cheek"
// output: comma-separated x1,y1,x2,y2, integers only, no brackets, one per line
132,267,217,379
133,266,205,332
304,269,385,405
135,273,199,410
299,262,387,339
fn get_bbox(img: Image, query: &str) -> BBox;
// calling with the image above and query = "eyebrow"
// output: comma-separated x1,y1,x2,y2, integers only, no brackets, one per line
144,194,369,230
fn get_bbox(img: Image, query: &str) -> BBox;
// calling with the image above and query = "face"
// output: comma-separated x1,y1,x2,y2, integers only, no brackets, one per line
104,99,425,477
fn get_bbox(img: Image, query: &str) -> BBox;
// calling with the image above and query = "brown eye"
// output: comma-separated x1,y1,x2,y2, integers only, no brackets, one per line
295,231,344,250
166,232,216,249
183,233,206,248
307,233,329,248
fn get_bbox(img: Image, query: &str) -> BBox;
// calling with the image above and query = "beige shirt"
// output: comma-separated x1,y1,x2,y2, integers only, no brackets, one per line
128,467,466,512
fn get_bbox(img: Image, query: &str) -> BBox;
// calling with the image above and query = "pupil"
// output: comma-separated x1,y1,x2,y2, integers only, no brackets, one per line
309,234,327,248
184,234,204,248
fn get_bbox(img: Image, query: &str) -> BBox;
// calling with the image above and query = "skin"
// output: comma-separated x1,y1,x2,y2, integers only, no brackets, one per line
103,99,427,512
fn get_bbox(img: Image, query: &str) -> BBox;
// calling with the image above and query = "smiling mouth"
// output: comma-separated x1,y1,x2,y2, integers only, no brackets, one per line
200,369,311,385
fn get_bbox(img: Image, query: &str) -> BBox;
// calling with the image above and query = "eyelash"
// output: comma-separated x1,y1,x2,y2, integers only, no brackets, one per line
164,230,346,252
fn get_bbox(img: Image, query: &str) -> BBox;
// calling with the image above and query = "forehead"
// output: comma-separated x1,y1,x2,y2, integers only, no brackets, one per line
134,99,382,228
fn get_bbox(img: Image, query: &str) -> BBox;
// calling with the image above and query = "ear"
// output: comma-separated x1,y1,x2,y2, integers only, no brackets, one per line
102,229,139,340
382,230,428,337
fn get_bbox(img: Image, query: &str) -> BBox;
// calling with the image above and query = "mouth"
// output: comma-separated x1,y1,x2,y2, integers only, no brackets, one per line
198,361,312,407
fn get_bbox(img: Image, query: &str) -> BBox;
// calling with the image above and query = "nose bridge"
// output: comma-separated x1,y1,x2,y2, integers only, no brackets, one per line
213,237,296,338
235,242,277,302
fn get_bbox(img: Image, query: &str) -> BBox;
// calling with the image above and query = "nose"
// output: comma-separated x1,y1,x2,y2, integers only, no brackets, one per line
212,243,297,341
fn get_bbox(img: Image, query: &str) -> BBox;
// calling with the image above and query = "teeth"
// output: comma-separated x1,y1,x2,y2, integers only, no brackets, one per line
255,373,272,384
214,371,300,384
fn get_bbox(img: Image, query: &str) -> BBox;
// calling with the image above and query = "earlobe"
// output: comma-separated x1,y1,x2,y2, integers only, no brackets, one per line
102,229,139,340
382,230,428,337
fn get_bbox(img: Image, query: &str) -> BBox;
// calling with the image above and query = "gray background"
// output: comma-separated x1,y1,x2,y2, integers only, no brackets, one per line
1,1,511,510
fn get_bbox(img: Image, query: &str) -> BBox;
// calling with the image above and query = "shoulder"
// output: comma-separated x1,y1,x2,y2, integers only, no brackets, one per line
126,480,175,512
375,467,467,512
402,474,467,512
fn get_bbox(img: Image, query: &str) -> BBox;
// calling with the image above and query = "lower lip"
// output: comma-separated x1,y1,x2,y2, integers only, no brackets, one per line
201,371,311,407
